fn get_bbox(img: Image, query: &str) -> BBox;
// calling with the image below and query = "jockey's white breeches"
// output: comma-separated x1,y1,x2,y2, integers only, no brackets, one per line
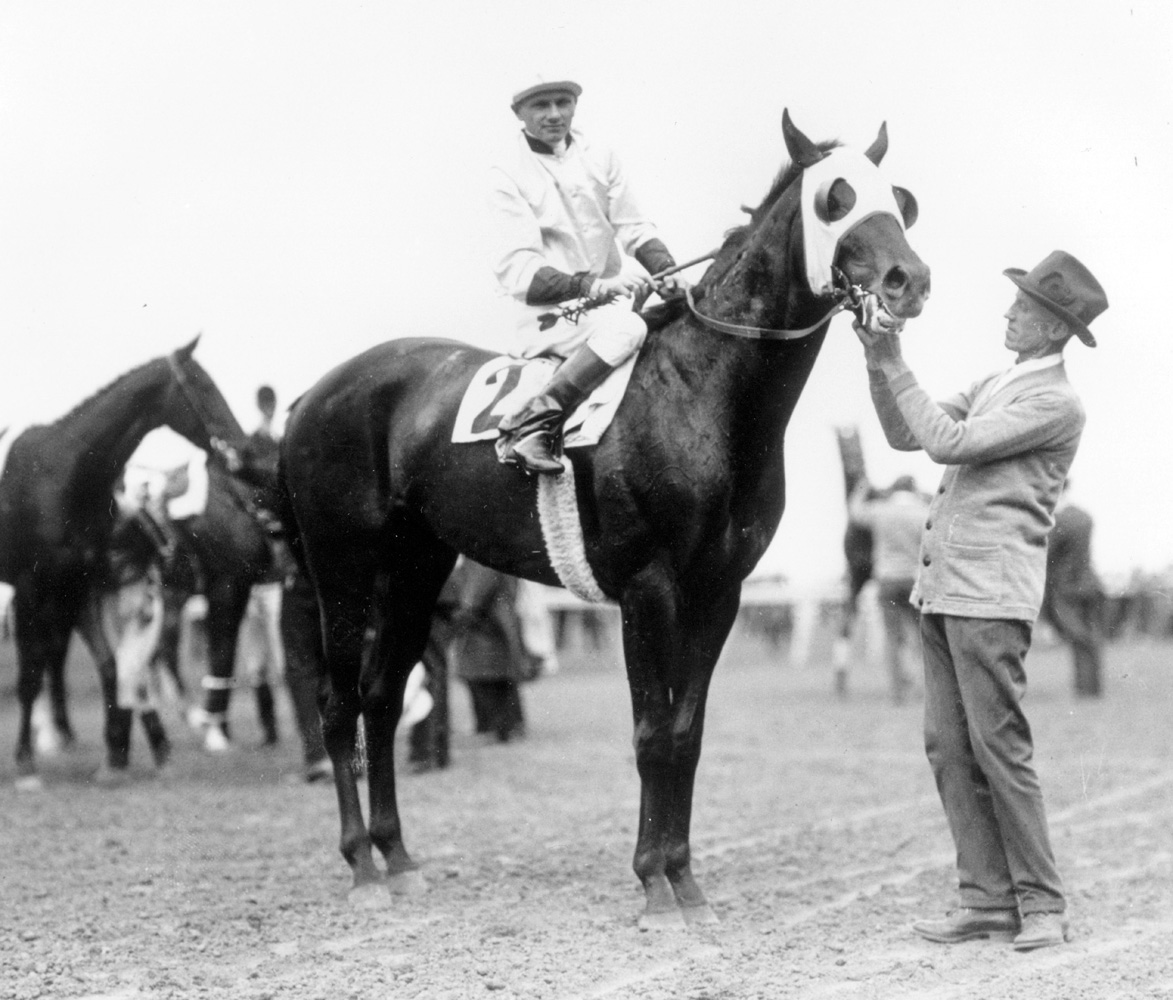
513,298,647,366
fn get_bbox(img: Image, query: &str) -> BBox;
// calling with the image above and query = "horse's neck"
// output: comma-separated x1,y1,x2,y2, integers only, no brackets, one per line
664,238,830,450
653,317,826,461
57,363,175,485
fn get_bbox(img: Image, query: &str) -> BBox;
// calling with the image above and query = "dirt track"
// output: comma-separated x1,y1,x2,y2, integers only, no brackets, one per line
2,625,1171,1000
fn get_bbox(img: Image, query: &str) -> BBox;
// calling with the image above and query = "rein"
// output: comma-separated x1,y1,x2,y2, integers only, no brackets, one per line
166,353,240,471
684,269,866,342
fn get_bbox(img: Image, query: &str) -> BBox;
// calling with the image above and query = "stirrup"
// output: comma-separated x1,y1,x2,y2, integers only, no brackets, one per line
505,430,565,475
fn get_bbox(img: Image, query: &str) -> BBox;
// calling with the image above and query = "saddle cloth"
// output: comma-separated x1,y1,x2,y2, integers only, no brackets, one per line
451,355,635,447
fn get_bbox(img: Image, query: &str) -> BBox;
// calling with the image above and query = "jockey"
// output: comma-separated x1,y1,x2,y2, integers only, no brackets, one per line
490,74,686,474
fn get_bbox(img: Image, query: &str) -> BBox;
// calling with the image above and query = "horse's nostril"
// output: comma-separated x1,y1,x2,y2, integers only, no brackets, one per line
884,266,909,293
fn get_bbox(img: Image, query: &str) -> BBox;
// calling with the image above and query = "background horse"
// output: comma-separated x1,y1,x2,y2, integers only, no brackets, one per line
0,338,245,786
153,456,294,752
833,425,875,696
280,111,930,923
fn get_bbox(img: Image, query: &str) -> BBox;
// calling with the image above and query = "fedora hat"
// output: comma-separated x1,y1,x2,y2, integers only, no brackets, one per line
511,74,582,108
1003,250,1107,348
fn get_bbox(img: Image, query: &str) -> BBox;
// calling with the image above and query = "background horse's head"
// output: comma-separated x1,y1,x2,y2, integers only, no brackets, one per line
701,110,930,328
163,336,247,463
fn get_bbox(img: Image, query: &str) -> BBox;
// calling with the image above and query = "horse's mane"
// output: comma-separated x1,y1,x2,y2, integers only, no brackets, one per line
726,138,841,243
53,353,167,426
642,137,842,336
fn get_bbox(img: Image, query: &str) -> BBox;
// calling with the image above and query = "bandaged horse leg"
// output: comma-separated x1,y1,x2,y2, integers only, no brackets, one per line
198,578,252,751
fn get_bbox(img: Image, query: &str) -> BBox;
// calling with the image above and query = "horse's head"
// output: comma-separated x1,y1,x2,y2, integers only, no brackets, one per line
163,337,247,463
706,110,929,330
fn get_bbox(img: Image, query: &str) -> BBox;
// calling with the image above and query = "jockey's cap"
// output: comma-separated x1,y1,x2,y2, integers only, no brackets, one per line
511,75,582,108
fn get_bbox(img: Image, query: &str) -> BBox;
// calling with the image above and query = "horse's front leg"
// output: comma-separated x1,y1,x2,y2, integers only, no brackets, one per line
197,577,251,751
621,574,741,928
75,596,135,779
12,584,79,788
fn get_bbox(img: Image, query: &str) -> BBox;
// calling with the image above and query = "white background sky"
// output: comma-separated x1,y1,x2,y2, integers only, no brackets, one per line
2,1,1170,590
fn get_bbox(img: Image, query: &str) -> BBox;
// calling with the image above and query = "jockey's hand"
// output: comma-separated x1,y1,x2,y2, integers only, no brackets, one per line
594,274,649,301
654,273,689,300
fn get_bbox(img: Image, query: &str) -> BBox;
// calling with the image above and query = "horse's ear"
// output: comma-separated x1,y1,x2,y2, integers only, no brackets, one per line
864,122,888,165
893,186,919,228
813,178,857,223
781,109,824,168
175,333,201,360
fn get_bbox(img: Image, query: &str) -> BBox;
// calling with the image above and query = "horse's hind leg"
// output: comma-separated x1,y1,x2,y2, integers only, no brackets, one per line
363,534,456,893
311,555,386,903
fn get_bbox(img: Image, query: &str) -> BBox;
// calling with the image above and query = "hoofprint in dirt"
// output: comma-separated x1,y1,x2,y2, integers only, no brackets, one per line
1,630,1170,1000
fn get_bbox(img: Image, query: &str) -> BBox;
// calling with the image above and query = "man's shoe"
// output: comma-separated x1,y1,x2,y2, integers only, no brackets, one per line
913,907,1020,943
1012,912,1070,951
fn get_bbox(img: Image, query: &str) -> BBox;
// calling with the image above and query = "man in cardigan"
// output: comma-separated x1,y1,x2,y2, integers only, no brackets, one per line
488,74,684,474
853,250,1108,951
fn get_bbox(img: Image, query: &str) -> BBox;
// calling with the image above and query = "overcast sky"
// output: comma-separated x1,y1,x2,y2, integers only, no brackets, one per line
2,1,1170,589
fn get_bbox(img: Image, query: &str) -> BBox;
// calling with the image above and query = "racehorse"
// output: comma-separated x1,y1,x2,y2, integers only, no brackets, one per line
153,455,292,751
833,425,875,695
0,338,245,786
280,111,931,924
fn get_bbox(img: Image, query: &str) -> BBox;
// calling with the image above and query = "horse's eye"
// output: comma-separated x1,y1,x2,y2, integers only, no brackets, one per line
814,178,856,223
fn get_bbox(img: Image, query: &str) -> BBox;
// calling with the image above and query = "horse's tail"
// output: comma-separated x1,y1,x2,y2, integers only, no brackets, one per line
275,431,310,582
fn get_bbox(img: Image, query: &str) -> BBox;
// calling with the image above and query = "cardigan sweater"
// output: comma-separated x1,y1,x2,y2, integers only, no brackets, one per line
868,360,1085,621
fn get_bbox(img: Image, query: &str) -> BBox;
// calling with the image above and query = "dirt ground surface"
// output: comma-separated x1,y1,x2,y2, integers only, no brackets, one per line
2,621,1172,1000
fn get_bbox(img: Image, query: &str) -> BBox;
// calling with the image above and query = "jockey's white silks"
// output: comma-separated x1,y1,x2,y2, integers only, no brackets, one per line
800,148,905,296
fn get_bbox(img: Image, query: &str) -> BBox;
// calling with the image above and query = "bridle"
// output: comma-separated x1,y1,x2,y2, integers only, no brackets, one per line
166,353,240,471
684,267,871,342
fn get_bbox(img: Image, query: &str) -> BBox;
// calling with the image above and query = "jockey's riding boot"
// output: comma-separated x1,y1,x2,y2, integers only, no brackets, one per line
499,345,615,475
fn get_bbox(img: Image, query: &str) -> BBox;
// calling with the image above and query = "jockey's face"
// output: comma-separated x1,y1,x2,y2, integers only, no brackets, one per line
514,91,577,146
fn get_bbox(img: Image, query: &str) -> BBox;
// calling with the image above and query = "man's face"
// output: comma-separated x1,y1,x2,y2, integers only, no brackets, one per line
1004,291,1064,359
514,91,577,145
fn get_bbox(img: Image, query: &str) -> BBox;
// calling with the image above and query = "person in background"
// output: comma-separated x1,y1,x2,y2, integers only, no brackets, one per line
1041,481,1105,697
848,474,930,703
234,384,285,746
408,560,545,770
489,73,685,474
855,250,1107,951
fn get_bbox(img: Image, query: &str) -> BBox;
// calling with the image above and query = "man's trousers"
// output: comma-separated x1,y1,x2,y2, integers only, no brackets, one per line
919,613,1065,915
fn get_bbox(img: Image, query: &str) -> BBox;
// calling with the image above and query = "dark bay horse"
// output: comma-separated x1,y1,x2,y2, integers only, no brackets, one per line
154,455,292,751
0,338,245,786
280,111,931,924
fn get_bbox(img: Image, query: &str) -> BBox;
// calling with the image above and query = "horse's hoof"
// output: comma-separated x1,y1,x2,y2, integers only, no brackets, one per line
303,758,334,784
14,774,45,793
386,869,427,896
638,907,687,931
93,764,131,788
682,903,720,926
203,726,232,753
186,706,210,731
348,882,391,910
